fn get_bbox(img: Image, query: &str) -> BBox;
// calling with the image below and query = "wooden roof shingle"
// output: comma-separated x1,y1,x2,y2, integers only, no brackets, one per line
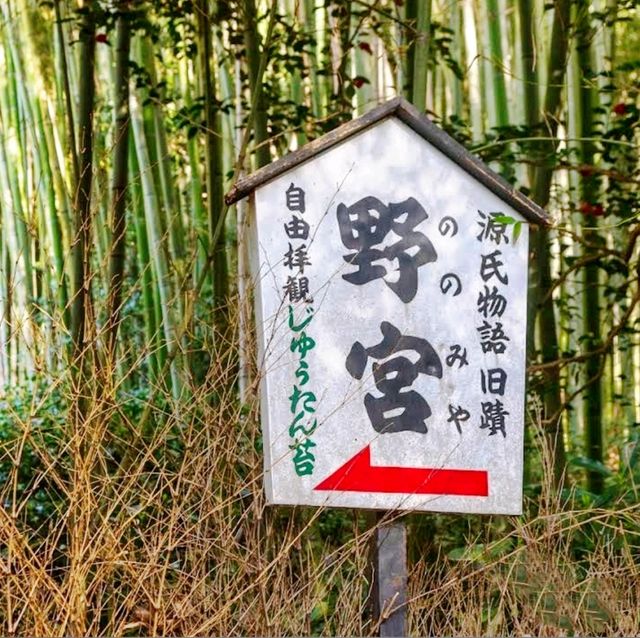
225,97,550,226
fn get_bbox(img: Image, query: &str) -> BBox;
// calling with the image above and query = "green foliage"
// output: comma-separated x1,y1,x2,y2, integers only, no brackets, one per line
0,381,68,531
0,0,640,633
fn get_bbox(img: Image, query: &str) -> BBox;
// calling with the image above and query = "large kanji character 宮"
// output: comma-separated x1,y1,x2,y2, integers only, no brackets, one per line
345,321,442,434
336,196,437,303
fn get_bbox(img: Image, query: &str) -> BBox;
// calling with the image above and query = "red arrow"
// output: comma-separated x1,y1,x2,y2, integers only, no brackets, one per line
314,446,488,496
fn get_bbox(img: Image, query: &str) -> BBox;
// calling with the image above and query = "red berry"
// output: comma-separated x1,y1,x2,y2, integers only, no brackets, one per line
612,102,626,115
578,202,605,217
96,33,108,44
578,165,594,178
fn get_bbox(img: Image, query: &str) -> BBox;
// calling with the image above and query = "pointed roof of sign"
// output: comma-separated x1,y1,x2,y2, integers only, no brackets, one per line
225,97,550,226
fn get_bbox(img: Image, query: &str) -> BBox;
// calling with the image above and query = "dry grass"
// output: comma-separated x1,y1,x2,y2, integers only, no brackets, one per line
409,504,640,636
0,300,639,636
409,415,640,636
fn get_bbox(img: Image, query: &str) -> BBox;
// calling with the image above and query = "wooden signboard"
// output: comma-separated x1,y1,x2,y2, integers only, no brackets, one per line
227,98,549,516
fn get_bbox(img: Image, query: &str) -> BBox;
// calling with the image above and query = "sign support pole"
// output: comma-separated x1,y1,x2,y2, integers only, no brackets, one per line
372,514,407,637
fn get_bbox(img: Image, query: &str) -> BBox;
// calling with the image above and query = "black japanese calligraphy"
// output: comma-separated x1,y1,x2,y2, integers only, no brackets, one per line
481,368,507,396
440,273,462,296
447,404,471,434
477,211,509,245
438,216,459,237
337,196,437,303
477,285,507,318
283,184,318,478
480,250,509,285
475,207,512,441
286,183,306,213
480,400,509,437
345,321,442,434
477,320,509,354
284,216,310,240
283,276,311,302
446,345,469,368
284,243,311,273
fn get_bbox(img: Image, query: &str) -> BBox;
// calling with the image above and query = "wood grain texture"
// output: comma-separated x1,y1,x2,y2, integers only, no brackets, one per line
373,521,407,637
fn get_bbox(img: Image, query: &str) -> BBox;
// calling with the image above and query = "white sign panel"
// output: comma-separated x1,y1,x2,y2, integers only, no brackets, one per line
249,117,529,514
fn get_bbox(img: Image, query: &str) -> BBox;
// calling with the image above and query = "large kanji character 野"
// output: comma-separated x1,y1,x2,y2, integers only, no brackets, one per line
337,196,437,303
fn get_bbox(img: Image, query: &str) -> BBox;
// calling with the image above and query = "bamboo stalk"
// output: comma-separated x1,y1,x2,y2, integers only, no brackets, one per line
449,0,464,118
302,0,322,119
54,0,79,186
182,64,207,285
464,0,483,140
139,39,187,283
411,0,431,111
0,226,8,386
129,142,161,380
197,0,229,335
404,0,417,100
517,0,539,184
243,0,271,169
70,0,96,363
130,89,182,398
528,0,572,488
0,51,35,378
106,3,131,358
485,0,510,178
576,0,604,493
34,97,70,328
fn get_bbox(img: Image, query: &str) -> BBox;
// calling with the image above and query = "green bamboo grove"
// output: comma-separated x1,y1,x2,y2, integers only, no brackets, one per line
0,0,639,493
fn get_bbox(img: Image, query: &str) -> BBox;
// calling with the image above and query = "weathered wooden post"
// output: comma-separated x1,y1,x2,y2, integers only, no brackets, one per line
372,513,407,636
226,97,549,636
